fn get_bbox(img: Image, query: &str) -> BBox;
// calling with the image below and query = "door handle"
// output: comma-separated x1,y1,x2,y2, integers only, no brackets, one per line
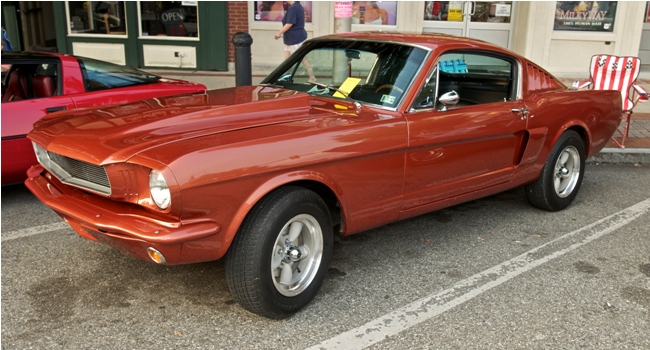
46,106,67,113
511,108,529,120
462,1,470,16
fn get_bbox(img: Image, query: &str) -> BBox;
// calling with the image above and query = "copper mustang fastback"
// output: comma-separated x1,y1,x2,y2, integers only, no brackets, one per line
25,33,621,319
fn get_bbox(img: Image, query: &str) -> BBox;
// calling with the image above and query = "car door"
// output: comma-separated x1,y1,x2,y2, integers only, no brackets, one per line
1,61,75,184
402,51,528,209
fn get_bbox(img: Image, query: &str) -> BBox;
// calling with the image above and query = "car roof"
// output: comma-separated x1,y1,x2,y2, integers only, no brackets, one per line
314,31,517,57
1,51,66,60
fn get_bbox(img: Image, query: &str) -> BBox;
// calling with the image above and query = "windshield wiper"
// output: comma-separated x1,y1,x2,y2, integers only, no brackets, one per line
258,83,284,88
309,82,361,108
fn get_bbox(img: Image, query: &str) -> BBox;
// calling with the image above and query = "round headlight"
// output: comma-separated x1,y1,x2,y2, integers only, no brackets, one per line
149,169,171,210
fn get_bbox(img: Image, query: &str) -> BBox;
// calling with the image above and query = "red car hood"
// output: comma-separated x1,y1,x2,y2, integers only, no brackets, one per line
28,86,357,165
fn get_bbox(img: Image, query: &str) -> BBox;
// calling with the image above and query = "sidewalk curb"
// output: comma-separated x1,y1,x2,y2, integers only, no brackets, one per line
587,148,650,164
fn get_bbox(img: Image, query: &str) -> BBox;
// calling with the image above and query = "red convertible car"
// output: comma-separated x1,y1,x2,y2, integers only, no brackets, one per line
25,33,621,319
1,51,206,185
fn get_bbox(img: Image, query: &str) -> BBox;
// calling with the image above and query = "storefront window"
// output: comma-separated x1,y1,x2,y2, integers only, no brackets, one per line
254,1,312,22
424,1,511,23
554,1,617,32
68,1,127,35
139,1,199,38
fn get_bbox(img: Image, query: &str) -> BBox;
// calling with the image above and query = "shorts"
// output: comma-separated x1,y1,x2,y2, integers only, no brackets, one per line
285,42,304,54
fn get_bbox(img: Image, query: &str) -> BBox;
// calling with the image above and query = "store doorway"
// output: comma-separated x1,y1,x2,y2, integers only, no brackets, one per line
423,1,515,49
639,3,650,67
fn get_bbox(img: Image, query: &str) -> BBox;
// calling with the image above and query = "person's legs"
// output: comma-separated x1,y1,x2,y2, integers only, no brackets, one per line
301,58,316,82
285,42,316,82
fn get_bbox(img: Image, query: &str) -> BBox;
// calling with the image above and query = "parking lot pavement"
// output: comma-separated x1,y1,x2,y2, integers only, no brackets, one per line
2,164,649,349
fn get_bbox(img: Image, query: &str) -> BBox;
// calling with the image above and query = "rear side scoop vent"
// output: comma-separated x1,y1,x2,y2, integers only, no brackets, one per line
527,64,564,92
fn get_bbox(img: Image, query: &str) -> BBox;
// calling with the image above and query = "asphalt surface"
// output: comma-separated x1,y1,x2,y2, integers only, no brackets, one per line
2,164,649,349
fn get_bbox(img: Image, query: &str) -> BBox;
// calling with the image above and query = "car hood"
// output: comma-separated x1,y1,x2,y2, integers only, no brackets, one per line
28,86,363,165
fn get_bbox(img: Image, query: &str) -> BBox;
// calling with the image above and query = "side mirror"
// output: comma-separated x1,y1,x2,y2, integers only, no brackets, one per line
438,90,459,111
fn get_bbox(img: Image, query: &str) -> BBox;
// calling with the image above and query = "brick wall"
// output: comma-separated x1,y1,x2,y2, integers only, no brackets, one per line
227,1,249,63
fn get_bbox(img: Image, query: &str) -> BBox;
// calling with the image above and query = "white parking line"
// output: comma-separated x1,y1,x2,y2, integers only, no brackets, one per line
1,222,70,242
305,198,650,350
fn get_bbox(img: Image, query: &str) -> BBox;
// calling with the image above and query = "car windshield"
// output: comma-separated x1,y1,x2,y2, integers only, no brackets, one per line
78,57,161,92
262,40,429,109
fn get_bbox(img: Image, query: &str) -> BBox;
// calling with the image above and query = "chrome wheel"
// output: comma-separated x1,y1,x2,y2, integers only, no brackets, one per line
554,146,581,198
226,187,332,318
271,214,324,297
526,130,585,212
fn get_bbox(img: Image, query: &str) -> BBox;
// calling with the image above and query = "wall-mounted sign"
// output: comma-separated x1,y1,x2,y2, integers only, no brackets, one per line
554,1,617,32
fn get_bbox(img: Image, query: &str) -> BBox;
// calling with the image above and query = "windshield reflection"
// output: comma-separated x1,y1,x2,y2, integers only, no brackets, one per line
262,40,428,109
78,57,161,92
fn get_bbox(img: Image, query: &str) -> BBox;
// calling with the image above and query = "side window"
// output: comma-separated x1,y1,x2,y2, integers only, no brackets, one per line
437,52,515,106
2,62,59,102
412,51,516,110
32,63,59,98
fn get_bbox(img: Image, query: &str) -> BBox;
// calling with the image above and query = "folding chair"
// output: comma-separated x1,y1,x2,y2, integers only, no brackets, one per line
575,55,649,148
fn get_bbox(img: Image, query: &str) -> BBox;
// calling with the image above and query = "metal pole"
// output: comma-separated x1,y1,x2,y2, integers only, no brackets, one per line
232,32,253,86
333,2,353,85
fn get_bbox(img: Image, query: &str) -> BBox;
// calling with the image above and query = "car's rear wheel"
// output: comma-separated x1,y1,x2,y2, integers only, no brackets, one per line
526,130,585,211
225,186,333,319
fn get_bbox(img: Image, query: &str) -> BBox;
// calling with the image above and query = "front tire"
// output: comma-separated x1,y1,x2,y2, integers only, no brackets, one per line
225,186,333,319
526,130,585,211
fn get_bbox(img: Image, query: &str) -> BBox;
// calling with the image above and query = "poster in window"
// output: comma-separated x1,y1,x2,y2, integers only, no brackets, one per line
351,1,398,25
254,1,313,22
554,1,617,32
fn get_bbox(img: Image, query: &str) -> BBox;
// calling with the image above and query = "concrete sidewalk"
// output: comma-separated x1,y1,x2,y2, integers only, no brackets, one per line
150,68,650,164
556,75,650,164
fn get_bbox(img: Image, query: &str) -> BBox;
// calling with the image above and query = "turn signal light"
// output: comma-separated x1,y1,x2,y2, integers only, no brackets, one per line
147,247,166,264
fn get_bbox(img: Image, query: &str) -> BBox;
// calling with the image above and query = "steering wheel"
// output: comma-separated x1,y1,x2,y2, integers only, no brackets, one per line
375,84,404,94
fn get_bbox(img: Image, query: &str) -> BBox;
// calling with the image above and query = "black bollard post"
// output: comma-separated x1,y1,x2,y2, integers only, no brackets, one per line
232,32,253,86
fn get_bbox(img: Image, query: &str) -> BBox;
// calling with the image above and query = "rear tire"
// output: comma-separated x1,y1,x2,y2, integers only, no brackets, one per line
225,186,333,319
526,130,585,211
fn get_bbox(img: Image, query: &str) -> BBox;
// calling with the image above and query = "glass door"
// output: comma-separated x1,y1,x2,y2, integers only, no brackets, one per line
423,1,515,49
640,2,650,66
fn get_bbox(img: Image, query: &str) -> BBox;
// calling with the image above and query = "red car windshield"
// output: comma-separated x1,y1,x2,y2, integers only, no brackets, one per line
78,57,161,92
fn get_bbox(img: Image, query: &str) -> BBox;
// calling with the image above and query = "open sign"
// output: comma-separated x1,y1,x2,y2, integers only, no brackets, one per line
161,8,185,24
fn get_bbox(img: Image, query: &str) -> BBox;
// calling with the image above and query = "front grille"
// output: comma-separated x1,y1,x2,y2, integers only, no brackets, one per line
34,142,111,195
47,152,110,188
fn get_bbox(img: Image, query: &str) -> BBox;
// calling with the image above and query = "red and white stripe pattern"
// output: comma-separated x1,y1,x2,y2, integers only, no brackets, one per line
589,54,641,111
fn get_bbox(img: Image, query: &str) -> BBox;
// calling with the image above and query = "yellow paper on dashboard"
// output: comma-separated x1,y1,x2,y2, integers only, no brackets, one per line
333,78,361,98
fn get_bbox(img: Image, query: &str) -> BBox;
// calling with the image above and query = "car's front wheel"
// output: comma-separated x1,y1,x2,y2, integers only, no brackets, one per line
525,130,585,211
225,186,333,319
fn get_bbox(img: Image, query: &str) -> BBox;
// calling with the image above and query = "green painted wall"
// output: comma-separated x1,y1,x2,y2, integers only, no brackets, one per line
53,1,228,71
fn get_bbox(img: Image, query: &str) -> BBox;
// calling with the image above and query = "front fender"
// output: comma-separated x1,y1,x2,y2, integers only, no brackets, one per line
215,170,348,259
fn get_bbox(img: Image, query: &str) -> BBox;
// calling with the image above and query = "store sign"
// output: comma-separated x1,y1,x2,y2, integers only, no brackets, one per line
335,1,353,18
554,1,617,32
161,8,185,25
